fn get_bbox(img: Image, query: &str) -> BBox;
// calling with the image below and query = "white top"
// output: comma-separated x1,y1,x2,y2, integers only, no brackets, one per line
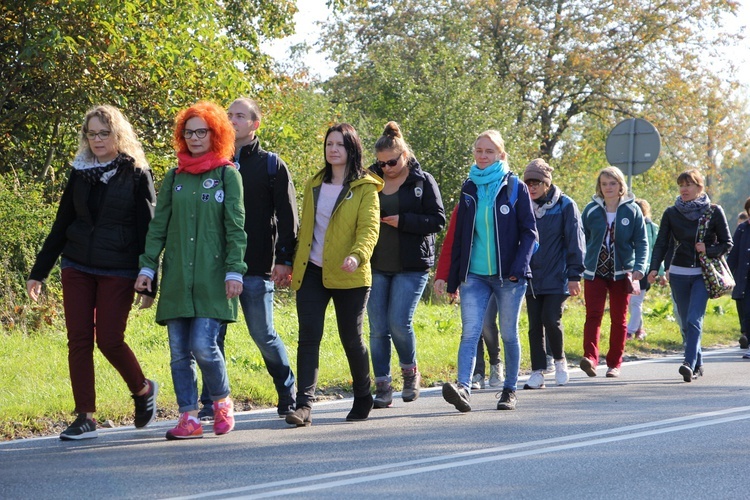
309,182,344,267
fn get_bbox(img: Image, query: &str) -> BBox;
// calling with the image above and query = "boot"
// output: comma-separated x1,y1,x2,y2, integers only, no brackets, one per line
346,394,374,421
285,406,312,427
401,367,421,402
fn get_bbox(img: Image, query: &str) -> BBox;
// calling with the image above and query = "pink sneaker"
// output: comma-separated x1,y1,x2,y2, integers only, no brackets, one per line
213,397,235,435
166,413,203,440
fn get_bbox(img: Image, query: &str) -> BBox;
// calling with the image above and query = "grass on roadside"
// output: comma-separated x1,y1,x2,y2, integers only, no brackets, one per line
0,285,741,440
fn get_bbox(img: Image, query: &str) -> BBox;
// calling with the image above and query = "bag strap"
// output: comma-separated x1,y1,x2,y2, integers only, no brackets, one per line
266,151,278,190
697,204,717,242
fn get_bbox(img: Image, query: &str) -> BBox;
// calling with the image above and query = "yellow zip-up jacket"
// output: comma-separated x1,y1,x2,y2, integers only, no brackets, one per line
292,168,383,290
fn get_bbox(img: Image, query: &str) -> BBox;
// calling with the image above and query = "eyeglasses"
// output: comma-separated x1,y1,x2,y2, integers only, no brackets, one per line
85,130,111,140
183,128,211,139
376,158,400,168
525,180,543,187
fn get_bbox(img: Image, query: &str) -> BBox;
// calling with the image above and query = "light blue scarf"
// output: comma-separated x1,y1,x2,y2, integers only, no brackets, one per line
469,161,507,202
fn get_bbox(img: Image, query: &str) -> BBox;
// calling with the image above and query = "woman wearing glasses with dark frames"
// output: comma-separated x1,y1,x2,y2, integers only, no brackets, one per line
367,121,445,409
27,105,158,440
136,101,247,440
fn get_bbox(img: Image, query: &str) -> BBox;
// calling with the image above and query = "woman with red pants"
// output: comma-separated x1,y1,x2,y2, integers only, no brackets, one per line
580,167,648,378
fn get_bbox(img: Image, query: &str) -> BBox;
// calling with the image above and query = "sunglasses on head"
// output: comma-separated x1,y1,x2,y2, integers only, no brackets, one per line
376,157,400,168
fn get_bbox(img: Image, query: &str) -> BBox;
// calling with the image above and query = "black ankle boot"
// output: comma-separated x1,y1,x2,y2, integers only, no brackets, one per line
285,406,312,427
346,394,374,421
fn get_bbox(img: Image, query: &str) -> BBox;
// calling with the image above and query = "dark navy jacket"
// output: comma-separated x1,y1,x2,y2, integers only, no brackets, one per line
369,158,445,271
447,172,538,294
527,185,585,296
728,221,750,299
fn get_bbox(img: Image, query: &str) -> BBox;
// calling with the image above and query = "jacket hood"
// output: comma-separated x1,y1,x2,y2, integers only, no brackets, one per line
591,191,635,209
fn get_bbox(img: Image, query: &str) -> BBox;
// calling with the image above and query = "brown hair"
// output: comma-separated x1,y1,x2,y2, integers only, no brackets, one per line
676,169,705,191
634,198,652,218
374,121,414,161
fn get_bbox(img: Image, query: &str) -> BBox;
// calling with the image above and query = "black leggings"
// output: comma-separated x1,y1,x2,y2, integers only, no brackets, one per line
526,293,568,371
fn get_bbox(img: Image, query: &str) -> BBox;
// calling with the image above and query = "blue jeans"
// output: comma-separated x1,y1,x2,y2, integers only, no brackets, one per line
368,270,429,381
457,274,526,392
670,273,709,369
200,275,295,405
167,317,229,413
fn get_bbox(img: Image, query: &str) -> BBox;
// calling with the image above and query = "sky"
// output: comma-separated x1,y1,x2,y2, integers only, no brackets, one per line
261,0,750,88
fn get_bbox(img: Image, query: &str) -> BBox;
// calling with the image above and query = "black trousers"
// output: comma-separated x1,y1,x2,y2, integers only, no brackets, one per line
295,264,371,408
526,293,568,371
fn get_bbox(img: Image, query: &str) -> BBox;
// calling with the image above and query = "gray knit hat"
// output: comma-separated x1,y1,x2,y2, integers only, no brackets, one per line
523,158,553,184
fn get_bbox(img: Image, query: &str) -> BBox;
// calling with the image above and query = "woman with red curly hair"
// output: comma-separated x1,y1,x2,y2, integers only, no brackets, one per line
136,101,247,440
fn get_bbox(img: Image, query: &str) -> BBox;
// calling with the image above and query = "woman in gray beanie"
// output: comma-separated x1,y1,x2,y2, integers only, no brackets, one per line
522,159,585,388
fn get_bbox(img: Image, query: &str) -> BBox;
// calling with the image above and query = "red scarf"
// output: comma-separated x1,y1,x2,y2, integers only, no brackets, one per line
176,151,233,175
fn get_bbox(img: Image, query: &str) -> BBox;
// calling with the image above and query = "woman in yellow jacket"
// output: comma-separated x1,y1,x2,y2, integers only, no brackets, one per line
286,123,383,427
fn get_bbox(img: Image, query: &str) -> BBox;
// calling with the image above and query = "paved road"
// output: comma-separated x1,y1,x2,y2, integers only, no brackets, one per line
2,348,749,499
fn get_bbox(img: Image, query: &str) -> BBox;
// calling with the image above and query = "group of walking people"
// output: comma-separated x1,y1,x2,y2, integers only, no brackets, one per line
27,97,748,440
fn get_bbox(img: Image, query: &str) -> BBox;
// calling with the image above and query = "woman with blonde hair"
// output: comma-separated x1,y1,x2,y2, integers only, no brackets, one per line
441,129,537,412
136,101,246,439
580,167,648,378
27,105,158,440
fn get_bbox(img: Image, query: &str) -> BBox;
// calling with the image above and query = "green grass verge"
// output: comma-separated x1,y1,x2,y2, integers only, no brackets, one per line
0,285,741,440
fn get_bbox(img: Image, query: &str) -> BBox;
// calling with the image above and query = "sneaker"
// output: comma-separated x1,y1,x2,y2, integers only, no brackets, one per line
496,388,517,410
166,413,203,440
373,381,393,408
489,363,504,388
471,373,485,390
693,365,704,378
739,335,749,349
212,397,235,435
635,328,647,340
198,404,214,423
679,363,693,383
133,379,158,428
743,351,750,360
401,367,421,402
277,392,295,418
442,382,471,412
626,332,634,340
60,414,98,441
544,355,555,373
606,367,620,378
580,357,597,377
523,370,545,389
554,359,569,385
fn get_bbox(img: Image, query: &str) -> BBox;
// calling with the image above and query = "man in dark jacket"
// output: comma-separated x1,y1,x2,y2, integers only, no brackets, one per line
199,97,299,419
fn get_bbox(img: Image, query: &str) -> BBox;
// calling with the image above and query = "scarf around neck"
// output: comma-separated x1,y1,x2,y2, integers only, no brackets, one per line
177,151,233,175
674,193,710,221
72,154,120,184
533,184,562,218
469,160,508,203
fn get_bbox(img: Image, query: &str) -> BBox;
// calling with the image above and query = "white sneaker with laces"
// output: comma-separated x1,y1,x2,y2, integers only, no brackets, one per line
524,370,545,389
544,355,555,373
471,373,485,390
489,363,504,387
554,359,569,385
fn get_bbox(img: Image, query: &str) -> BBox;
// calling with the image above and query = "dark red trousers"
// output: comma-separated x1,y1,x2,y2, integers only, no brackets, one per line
583,276,631,369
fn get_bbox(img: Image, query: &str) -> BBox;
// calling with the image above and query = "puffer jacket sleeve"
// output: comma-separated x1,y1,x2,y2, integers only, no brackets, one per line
349,182,380,266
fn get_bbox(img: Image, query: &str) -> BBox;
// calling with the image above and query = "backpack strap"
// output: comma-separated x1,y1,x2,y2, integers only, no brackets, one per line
508,174,519,206
266,151,279,190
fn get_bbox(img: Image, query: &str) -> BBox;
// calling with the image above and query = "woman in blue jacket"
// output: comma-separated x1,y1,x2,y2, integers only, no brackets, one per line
443,130,537,412
367,122,445,408
580,167,648,379
521,159,585,389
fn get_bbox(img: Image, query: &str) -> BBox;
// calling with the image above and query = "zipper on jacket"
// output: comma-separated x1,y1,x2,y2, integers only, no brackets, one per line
484,204,492,274
462,194,478,283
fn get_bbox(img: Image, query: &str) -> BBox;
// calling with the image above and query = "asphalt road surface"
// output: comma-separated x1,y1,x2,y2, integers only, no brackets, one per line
2,348,749,499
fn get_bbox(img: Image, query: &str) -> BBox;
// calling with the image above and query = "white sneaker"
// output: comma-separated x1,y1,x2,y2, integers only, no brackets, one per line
489,363,504,387
554,359,569,385
471,373,485,390
523,370,545,389
544,355,555,373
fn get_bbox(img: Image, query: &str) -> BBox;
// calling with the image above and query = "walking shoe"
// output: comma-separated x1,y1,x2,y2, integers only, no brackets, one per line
401,367,421,402
580,357,597,377
739,335,749,349
544,355,555,373
626,332,634,340
605,367,620,378
743,351,750,360
60,414,98,441
346,394,374,421
277,391,295,417
489,363,504,388
554,359,569,385
523,370,545,389
442,382,471,412
471,373,485,390
198,404,214,423
373,381,393,408
496,388,517,410
166,413,203,440
286,406,312,427
679,363,693,383
635,328,647,340
133,379,158,428
212,397,235,435
693,365,704,378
